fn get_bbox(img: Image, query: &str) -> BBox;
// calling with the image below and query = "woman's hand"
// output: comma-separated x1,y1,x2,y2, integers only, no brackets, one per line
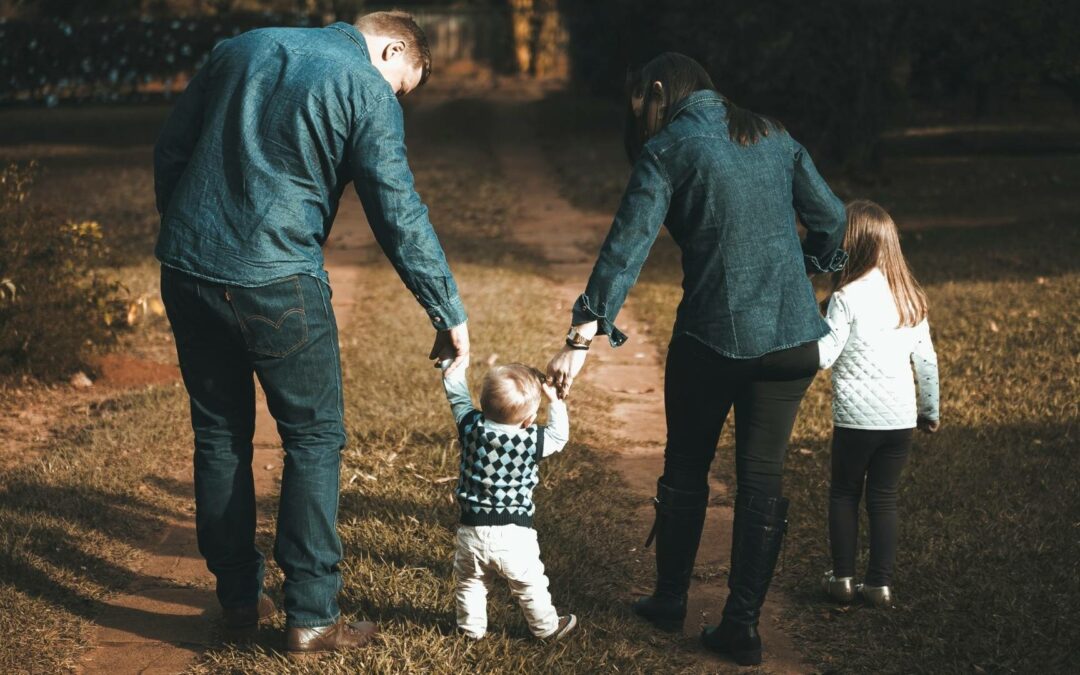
547,345,589,399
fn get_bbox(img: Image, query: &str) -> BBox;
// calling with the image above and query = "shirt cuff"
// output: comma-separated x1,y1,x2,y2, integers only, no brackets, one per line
571,293,627,347
804,248,849,274
425,293,467,330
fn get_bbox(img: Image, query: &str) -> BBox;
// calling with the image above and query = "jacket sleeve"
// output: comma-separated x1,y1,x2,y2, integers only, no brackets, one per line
911,318,940,421
541,400,570,457
153,63,210,216
817,292,853,370
571,149,671,346
792,139,848,274
349,95,467,330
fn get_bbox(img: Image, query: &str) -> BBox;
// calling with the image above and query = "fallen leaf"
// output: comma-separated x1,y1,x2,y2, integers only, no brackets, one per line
988,320,999,333
797,448,813,456
70,372,93,389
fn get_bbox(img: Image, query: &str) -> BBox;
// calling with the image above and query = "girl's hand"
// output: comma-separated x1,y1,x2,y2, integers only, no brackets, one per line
547,345,588,399
917,417,940,433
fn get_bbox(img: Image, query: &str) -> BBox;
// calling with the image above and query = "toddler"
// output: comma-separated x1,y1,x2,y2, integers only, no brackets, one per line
441,360,577,639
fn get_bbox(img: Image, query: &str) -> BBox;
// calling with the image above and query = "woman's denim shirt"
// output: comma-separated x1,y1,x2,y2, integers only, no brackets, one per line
153,23,466,329
573,90,847,358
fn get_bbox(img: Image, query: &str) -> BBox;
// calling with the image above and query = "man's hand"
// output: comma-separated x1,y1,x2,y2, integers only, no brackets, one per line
430,322,470,376
547,344,588,399
917,416,940,434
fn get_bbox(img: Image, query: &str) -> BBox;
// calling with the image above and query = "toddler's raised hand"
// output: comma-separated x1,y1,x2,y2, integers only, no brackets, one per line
540,379,559,404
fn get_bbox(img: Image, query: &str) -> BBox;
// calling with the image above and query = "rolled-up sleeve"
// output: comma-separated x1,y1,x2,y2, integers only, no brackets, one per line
792,140,848,274
572,149,671,346
349,95,467,329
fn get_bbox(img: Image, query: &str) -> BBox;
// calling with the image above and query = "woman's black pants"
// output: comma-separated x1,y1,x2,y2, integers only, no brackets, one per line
661,335,818,497
828,426,912,586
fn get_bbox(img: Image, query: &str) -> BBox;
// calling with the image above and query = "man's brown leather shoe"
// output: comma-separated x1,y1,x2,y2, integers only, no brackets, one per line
222,593,278,629
286,619,380,655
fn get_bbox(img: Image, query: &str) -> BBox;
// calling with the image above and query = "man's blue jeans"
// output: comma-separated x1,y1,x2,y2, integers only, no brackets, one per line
161,266,345,628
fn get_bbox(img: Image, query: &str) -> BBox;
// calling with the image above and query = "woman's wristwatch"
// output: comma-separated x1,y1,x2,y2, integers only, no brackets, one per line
565,326,593,351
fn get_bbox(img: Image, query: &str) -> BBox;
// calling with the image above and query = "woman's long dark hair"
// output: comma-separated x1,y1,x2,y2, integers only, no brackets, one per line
624,52,784,162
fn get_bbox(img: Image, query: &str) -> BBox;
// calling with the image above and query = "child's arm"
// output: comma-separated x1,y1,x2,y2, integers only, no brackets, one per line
440,359,475,425
540,380,570,457
817,292,853,370
911,318,940,431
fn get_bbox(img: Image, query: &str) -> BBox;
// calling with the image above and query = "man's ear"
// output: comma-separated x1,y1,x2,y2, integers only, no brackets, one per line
381,39,407,62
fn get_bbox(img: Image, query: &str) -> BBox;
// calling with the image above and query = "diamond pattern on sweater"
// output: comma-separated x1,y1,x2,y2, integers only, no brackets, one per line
457,412,542,524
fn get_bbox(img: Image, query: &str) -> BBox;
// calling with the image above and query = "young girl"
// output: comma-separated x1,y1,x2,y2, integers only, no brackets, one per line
817,200,940,608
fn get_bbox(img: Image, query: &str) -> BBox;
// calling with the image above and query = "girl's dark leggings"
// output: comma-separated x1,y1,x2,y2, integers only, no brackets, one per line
828,426,913,586
661,334,818,498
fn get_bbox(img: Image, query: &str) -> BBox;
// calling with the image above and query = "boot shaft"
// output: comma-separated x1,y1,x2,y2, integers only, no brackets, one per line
724,493,789,626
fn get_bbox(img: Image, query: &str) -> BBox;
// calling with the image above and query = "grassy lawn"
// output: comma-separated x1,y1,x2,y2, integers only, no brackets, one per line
534,91,1080,673
2,87,1076,674
0,98,711,674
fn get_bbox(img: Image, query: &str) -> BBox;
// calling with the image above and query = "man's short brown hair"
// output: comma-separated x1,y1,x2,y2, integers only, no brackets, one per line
355,10,432,86
480,364,543,426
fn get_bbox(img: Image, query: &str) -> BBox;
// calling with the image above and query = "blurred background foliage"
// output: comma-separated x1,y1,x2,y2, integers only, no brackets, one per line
1,0,1077,168
0,162,121,378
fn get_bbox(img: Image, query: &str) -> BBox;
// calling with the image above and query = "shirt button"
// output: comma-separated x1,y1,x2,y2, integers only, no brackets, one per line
434,316,443,324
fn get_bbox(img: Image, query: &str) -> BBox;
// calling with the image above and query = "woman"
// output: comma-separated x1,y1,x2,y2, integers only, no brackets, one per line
547,53,847,666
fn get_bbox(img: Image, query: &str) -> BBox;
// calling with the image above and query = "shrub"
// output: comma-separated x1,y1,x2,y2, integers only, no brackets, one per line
0,162,120,380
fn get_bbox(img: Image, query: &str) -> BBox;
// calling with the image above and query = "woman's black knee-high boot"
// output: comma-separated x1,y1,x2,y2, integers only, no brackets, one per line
701,493,789,666
631,478,709,632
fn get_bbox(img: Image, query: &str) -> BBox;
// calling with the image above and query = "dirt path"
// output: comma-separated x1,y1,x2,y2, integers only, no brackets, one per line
77,194,372,674
488,88,808,674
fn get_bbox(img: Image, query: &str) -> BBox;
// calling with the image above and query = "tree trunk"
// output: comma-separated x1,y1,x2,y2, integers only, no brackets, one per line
509,0,534,75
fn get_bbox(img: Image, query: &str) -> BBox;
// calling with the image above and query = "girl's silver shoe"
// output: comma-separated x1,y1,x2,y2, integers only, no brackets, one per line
821,570,856,603
857,583,894,608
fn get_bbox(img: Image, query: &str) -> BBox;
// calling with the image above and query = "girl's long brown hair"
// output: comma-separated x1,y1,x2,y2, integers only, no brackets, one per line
836,200,928,327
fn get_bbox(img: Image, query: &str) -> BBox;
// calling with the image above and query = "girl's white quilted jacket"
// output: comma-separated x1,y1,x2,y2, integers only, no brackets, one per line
818,268,940,429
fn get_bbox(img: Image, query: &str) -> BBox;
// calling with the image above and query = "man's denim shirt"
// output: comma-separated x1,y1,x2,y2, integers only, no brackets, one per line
154,22,466,329
573,90,847,358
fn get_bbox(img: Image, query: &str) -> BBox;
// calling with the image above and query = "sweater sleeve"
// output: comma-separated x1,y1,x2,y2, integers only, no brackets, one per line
817,292,853,370
541,400,570,458
911,318,940,421
441,361,475,425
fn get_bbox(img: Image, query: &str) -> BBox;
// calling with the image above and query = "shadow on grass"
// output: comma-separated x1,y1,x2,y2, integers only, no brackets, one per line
777,416,1079,674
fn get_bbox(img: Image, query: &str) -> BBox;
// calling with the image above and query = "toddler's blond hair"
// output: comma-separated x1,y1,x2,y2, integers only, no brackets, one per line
480,363,543,425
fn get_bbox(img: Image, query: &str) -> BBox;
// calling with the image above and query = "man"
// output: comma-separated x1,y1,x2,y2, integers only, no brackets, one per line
153,11,469,655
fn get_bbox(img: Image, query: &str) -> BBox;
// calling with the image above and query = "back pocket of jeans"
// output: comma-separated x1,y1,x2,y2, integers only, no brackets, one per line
228,276,308,357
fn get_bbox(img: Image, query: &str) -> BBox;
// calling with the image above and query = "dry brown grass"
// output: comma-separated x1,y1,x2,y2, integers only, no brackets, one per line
534,90,1080,673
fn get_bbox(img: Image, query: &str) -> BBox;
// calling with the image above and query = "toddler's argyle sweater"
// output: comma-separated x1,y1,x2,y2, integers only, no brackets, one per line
456,409,545,528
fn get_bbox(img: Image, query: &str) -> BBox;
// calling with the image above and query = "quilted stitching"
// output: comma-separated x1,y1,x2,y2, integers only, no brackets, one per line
827,270,937,429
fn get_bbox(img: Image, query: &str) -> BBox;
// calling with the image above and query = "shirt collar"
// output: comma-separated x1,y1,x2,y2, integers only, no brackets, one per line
328,21,370,60
669,89,726,122
485,419,529,435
